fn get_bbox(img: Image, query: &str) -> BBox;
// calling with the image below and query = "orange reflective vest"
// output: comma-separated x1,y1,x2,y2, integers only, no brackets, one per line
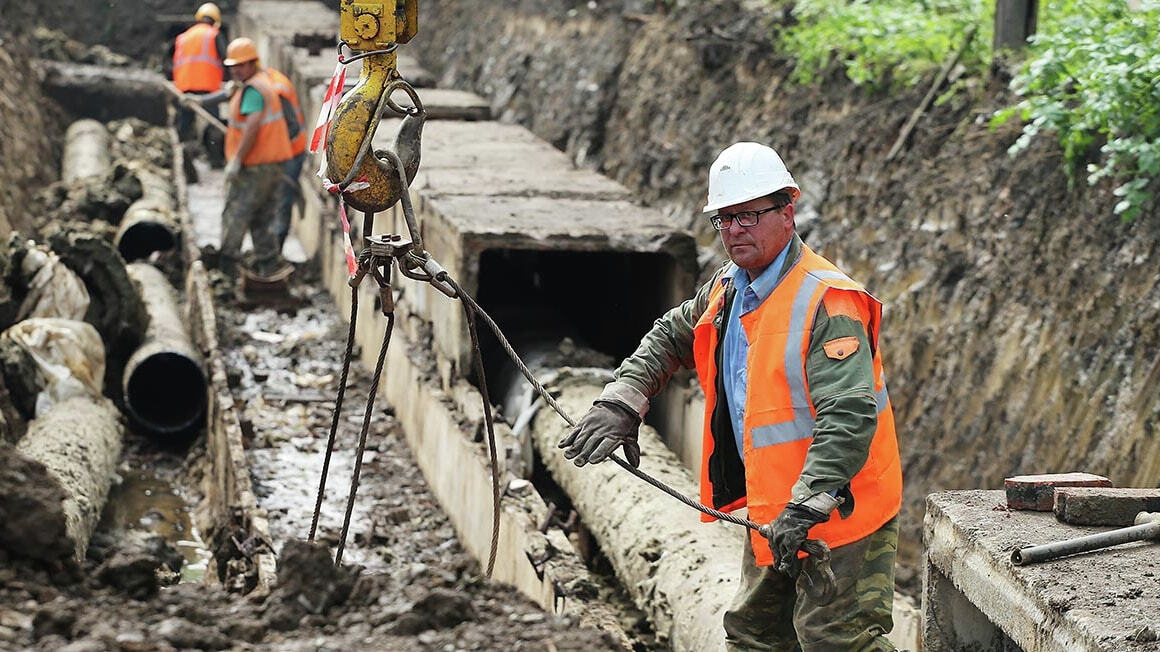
225,70,294,167
692,243,902,567
265,68,307,156
172,23,223,93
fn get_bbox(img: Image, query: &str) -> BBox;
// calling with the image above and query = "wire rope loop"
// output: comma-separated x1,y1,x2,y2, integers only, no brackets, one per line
384,79,425,117
337,41,399,65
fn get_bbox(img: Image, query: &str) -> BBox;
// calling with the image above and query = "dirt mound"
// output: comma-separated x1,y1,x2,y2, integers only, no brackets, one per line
0,447,73,564
31,28,132,67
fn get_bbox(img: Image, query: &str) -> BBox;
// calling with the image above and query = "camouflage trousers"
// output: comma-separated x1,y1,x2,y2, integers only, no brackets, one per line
723,517,899,652
220,162,283,275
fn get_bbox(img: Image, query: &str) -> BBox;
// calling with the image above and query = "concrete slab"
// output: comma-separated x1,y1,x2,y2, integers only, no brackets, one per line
398,88,490,120
375,192,696,371
375,119,630,200
924,490,1160,651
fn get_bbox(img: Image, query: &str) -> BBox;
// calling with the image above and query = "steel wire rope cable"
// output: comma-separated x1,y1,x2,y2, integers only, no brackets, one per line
462,301,502,577
335,293,396,565
383,154,503,577
309,283,361,542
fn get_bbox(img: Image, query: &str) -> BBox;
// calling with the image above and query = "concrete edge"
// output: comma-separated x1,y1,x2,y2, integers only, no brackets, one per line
923,498,1099,651
172,121,277,594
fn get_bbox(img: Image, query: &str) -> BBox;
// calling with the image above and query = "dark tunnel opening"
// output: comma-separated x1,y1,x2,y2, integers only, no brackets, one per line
118,221,177,262
125,351,208,439
473,248,683,420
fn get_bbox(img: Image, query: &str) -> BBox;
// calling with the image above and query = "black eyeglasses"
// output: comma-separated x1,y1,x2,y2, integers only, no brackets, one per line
709,204,786,231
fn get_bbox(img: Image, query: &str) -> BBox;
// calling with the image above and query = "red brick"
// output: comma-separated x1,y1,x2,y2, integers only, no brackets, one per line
1054,487,1160,526
1004,473,1112,511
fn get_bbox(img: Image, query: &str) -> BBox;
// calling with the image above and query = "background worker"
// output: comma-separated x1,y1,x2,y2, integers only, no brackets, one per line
264,67,307,252
216,37,292,277
188,65,305,255
559,142,903,650
171,3,226,142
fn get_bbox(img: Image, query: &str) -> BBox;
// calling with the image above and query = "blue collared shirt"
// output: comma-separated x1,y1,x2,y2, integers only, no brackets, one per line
721,242,792,464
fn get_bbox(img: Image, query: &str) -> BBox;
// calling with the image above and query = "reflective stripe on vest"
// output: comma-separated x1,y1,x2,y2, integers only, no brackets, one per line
225,70,294,167
265,68,307,156
749,268,888,448
693,243,903,567
173,23,223,92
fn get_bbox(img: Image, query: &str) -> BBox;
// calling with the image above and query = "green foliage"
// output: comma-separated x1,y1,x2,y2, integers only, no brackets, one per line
994,1,1160,220
780,0,992,89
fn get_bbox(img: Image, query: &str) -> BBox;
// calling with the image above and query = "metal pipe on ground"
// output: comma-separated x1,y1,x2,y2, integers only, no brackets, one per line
124,263,207,439
527,373,740,652
7,396,124,564
115,166,179,262
116,198,179,262
62,119,111,183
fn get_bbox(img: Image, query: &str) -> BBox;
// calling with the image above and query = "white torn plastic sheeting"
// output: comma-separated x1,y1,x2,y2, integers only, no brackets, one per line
0,318,105,416
16,245,90,321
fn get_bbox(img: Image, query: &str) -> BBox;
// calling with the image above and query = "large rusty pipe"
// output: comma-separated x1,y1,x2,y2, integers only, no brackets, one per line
124,263,206,438
62,119,111,183
115,167,179,262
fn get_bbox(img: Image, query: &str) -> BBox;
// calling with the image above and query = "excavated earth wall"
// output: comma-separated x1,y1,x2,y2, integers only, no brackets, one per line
420,0,1160,588
0,40,60,237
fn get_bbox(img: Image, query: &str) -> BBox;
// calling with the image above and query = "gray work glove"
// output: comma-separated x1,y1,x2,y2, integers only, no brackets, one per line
557,400,641,468
765,502,831,578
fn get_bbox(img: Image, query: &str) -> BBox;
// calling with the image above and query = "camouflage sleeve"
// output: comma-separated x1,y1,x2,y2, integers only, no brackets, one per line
789,290,878,508
603,268,724,418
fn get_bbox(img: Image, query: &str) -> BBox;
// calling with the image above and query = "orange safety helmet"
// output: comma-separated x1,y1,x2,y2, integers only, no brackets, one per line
194,2,221,27
223,37,260,67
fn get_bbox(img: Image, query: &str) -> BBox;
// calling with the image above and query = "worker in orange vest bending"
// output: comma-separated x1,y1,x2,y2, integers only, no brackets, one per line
560,142,903,650
216,37,292,277
187,65,307,256
171,3,226,141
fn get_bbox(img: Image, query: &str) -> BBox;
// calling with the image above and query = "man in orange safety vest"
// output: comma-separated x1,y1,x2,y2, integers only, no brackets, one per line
560,142,903,650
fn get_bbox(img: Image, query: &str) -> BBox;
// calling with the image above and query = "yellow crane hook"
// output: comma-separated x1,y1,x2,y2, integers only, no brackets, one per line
325,0,424,213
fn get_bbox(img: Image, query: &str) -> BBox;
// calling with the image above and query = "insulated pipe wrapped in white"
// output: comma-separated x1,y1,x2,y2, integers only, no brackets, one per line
0,318,105,417
61,119,111,183
528,372,742,652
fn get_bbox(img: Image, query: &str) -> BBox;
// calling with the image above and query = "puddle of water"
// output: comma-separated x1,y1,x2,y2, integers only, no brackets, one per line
99,470,212,583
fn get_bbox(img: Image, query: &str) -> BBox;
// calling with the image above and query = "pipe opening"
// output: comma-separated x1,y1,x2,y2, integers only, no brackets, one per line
125,351,207,437
118,220,177,261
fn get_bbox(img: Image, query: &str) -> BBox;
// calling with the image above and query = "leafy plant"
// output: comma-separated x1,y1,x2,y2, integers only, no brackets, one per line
780,0,992,89
994,1,1160,220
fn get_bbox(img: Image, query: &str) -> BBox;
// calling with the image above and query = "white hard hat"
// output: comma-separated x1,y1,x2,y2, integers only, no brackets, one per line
703,142,800,213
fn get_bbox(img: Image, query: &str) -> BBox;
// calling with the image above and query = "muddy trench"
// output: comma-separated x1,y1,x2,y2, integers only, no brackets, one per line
0,17,632,652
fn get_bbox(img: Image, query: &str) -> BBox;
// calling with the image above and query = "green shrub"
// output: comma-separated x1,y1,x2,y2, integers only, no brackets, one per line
994,1,1160,220
780,0,992,89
